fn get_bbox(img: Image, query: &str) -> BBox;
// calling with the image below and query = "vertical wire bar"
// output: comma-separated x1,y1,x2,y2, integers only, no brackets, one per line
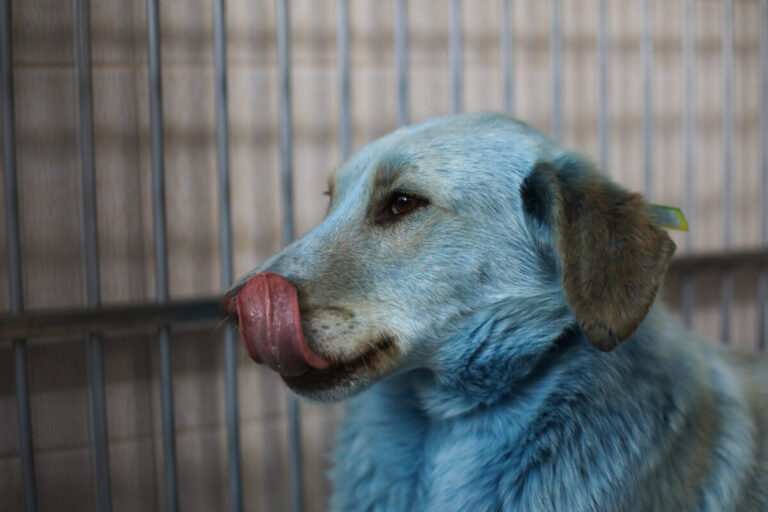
278,0,294,247
83,335,110,512
287,395,302,512
641,0,653,197
757,0,767,350
157,329,177,508
681,0,695,328
450,0,462,114
501,0,514,116
12,342,36,512
550,0,562,143
395,0,409,127
74,0,112,510
277,2,303,511
597,0,609,171
721,0,733,344
1,2,38,510
213,0,243,510
337,0,351,158
75,0,99,315
147,1,179,510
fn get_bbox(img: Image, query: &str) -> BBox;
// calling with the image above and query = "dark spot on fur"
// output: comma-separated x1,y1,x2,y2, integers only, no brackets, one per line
520,162,555,226
475,263,492,284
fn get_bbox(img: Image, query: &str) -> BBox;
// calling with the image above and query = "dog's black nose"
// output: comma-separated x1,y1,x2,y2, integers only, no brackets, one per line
220,283,244,324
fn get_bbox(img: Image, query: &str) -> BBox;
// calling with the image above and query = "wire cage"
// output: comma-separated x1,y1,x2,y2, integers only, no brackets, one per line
0,0,766,511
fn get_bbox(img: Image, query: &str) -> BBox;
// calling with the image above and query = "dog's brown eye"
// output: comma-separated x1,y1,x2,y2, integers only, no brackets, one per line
391,194,419,215
374,191,427,225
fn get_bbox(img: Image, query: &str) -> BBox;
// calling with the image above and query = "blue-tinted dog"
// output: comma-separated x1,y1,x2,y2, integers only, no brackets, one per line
224,113,767,511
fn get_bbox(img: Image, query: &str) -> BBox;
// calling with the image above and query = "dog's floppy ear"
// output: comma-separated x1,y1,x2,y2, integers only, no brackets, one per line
520,154,676,351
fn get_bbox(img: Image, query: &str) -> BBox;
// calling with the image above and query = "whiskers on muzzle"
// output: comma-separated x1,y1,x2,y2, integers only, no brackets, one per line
210,317,245,354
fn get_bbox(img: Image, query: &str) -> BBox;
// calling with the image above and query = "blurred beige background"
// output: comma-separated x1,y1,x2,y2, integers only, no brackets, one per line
0,0,766,510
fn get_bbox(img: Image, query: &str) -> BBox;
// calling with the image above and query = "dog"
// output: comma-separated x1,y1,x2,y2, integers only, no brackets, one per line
222,113,768,511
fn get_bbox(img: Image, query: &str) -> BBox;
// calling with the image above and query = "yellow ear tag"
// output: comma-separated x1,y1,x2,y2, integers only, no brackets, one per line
648,204,689,231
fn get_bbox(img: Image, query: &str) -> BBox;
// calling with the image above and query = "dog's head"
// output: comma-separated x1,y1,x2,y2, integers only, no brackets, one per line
222,113,675,401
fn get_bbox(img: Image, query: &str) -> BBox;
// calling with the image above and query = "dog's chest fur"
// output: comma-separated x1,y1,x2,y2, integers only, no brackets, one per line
329,313,768,512
331,381,522,511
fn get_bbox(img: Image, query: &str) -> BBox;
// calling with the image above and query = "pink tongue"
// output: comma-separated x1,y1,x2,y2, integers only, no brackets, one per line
236,273,330,376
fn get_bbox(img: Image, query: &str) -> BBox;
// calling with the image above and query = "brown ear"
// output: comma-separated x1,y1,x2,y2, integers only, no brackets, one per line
521,156,676,351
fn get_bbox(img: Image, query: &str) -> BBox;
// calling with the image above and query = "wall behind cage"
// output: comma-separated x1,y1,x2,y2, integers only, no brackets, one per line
0,0,766,511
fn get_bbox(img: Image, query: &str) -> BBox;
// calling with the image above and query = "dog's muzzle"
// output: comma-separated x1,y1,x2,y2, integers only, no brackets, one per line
220,283,243,323
220,273,330,376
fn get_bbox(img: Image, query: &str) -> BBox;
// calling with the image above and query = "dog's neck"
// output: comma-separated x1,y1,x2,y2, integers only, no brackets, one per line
408,321,585,418
382,305,674,421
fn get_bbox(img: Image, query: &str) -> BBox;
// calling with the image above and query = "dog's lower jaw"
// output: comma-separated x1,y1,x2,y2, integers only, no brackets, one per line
281,335,400,401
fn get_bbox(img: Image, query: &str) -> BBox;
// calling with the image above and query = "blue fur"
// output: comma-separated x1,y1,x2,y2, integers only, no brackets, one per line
331,309,755,511
241,113,764,511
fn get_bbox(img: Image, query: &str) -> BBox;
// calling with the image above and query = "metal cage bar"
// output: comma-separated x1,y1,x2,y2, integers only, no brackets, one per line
720,0,733,344
276,2,304,511
1,4,38,510
550,0,562,143
146,0,179,510
501,0,514,116
0,299,222,340
278,0,295,248
337,0,351,159
450,0,462,114
597,0,609,171
395,0,409,127
74,0,112,509
681,0,696,328
83,334,110,511
12,341,36,512
213,0,244,510
641,0,653,197
157,329,177,507
1,2,767,510
759,0,768,351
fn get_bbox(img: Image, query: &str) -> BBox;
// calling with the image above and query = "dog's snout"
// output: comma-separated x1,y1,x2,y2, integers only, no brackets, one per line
220,283,244,323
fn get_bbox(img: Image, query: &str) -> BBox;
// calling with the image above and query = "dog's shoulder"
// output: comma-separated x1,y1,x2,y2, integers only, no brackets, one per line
726,348,768,509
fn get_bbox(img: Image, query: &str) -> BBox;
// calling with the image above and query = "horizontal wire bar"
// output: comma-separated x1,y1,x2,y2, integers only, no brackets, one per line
0,299,224,340
4,248,767,341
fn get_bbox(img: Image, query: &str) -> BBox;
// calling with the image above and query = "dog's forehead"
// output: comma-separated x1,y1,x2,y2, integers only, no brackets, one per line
332,113,558,194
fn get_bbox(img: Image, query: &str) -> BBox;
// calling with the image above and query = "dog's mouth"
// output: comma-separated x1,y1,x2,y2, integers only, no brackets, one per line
222,272,398,392
282,335,397,392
